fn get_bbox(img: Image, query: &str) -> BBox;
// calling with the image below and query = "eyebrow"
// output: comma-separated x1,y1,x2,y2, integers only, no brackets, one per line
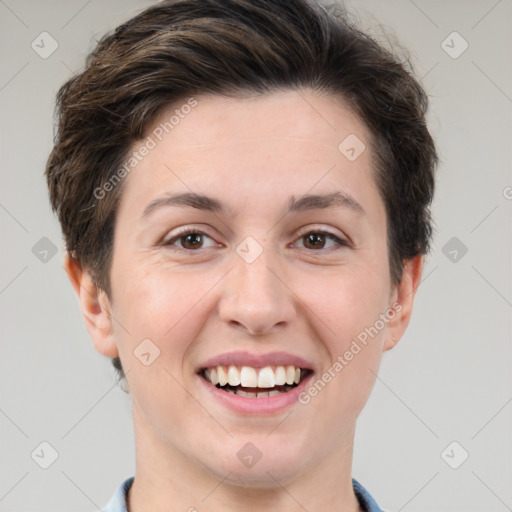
141,190,365,220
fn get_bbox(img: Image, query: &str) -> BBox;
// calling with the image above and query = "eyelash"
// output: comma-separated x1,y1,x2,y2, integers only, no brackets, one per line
162,226,349,252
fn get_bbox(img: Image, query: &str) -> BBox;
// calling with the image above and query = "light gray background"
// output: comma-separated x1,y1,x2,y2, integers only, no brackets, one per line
1,1,511,511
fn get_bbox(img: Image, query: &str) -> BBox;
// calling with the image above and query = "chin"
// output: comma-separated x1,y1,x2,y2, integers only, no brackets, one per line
202,435,311,488
222,461,304,489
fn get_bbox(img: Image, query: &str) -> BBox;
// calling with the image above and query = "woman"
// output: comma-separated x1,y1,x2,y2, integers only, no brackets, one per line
45,0,437,510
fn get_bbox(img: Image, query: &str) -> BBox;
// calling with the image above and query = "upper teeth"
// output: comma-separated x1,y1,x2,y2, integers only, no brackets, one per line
204,365,302,388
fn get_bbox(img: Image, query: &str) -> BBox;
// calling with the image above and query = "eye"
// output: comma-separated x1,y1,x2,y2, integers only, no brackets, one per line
162,227,349,252
294,230,349,250
162,227,217,251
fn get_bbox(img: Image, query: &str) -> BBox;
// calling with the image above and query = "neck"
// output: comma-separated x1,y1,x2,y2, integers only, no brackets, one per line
127,404,363,512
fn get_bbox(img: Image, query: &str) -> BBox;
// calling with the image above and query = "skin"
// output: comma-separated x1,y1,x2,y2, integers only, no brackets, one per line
65,89,423,512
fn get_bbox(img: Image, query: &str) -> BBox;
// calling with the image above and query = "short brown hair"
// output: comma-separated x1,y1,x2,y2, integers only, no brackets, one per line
46,0,437,384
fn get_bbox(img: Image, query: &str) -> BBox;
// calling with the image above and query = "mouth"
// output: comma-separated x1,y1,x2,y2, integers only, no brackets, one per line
199,365,313,398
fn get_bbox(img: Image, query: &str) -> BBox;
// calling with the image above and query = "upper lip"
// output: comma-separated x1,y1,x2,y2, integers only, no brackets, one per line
198,351,314,372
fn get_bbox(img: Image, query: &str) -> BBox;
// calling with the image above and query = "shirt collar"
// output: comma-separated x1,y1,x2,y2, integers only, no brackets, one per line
102,476,385,512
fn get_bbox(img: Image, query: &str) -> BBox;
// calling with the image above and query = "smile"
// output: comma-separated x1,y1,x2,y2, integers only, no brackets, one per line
201,365,312,398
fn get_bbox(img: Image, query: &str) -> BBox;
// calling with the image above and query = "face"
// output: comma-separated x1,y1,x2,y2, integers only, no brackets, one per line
71,89,420,489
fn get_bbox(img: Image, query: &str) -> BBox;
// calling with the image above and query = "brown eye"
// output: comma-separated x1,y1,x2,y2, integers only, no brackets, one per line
303,232,327,249
163,228,216,251
180,232,204,250
296,231,348,250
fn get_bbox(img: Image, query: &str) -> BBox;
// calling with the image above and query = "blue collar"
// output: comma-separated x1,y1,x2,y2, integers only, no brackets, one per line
102,476,385,511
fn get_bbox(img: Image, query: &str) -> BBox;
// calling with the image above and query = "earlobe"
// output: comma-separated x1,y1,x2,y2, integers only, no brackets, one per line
63,252,119,358
383,255,424,351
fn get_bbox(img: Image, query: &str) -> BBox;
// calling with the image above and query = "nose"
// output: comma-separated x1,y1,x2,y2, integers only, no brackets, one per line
218,248,296,336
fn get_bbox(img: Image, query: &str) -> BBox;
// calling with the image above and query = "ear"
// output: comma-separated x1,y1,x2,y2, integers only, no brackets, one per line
63,252,119,358
383,255,424,352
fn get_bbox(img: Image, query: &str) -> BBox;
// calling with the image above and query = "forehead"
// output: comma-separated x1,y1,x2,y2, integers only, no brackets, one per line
146,89,368,149
117,89,382,222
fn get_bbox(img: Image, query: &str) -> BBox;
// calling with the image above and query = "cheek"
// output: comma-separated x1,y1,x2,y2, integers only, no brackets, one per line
111,268,210,431
307,261,391,339
319,264,390,400
109,258,217,390
113,248,202,327
302,264,389,401
302,272,387,418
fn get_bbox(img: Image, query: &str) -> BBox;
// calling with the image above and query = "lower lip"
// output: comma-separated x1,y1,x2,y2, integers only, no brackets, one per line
197,372,315,414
